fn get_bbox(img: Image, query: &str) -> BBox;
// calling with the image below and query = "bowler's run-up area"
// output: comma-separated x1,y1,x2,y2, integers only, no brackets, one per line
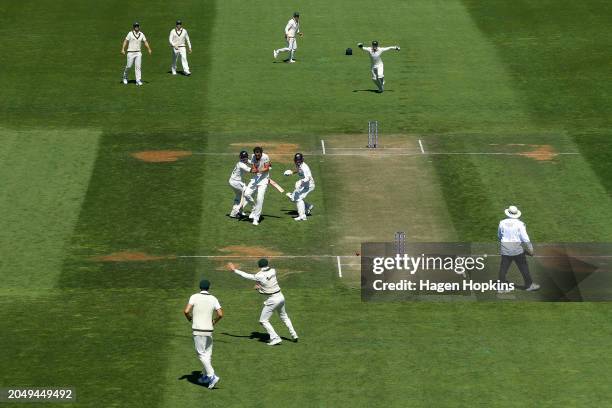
2,0,612,407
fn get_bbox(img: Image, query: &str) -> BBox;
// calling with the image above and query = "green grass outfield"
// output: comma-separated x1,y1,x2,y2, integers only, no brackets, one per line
1,0,612,406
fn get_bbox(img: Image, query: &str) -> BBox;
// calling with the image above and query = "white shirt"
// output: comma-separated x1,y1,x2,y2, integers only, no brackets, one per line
188,291,221,336
230,160,252,182
169,28,191,48
251,153,271,184
233,267,281,295
298,162,314,186
285,18,300,37
125,31,147,52
498,218,533,256
361,46,397,67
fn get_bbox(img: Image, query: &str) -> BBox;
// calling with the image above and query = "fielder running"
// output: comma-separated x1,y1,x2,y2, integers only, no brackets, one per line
243,147,270,226
227,259,298,346
284,153,315,221
357,40,400,93
273,12,303,63
121,22,152,86
183,279,223,389
169,20,192,76
228,150,253,218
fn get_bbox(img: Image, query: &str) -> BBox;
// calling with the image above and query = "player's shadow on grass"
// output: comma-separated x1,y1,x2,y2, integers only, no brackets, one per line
166,70,190,76
120,80,150,84
178,371,208,387
221,331,293,343
352,89,394,93
233,214,282,223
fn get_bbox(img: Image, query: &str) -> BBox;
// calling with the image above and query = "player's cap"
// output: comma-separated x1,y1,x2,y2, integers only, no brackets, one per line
239,150,249,160
176,20,182,25
294,153,304,164
293,11,300,17
372,40,379,47
133,22,140,27
199,279,211,290
257,258,269,268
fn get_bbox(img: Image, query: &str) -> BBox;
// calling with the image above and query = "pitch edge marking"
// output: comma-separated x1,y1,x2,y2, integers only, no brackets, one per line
418,139,425,154
321,140,326,155
337,256,343,278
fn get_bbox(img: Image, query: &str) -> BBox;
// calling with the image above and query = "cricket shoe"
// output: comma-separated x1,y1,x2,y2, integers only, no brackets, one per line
171,70,177,76
526,283,541,291
294,216,307,221
136,81,143,86
248,213,254,219
197,375,210,385
288,59,296,63
252,219,259,226
273,50,278,59
207,375,220,389
306,204,314,215
122,78,128,85
185,72,191,76
268,337,282,346
292,335,299,343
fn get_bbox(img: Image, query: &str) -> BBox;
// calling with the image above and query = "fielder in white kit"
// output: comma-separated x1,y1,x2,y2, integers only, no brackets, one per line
284,153,315,221
227,259,298,346
357,40,400,93
121,22,152,86
183,279,223,389
243,147,270,226
169,20,192,76
228,150,253,218
273,12,303,63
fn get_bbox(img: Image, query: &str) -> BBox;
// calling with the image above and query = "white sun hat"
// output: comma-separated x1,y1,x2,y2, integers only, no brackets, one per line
504,205,522,219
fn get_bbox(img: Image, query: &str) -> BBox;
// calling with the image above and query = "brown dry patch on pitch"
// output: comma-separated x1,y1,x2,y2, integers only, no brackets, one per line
131,150,192,163
519,145,557,161
229,143,299,163
93,251,174,262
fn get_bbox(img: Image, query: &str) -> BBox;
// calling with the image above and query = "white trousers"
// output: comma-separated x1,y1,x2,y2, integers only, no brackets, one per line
276,37,297,59
193,335,214,377
229,179,246,216
259,292,297,341
123,52,142,82
171,47,190,74
244,179,268,222
371,63,384,80
289,181,315,218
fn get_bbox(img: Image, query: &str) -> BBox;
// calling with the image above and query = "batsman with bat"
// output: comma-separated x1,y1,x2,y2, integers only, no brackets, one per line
243,146,270,226
284,153,315,221
228,150,252,218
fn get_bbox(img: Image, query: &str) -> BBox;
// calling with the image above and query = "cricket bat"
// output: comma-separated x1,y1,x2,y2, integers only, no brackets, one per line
269,179,285,193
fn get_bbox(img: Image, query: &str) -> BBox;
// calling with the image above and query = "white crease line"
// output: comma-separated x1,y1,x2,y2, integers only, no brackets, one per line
321,140,326,155
418,139,425,154
337,256,343,278
178,254,349,259
188,151,579,157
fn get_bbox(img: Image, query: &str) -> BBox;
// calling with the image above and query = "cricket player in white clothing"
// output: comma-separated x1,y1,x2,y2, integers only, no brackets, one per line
183,279,223,389
228,150,253,218
273,12,303,63
121,22,152,86
284,153,315,221
227,259,298,346
243,147,270,226
169,20,192,76
357,40,400,93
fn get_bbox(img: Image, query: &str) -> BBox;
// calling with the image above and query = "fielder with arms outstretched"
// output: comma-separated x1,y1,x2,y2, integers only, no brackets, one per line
227,259,298,346
357,40,400,93
284,153,315,221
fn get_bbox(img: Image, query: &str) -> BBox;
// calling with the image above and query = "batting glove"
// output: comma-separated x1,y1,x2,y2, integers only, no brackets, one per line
283,170,292,176
357,42,363,48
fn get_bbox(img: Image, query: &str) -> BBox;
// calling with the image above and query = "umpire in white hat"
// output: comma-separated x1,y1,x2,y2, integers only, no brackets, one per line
498,206,540,291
